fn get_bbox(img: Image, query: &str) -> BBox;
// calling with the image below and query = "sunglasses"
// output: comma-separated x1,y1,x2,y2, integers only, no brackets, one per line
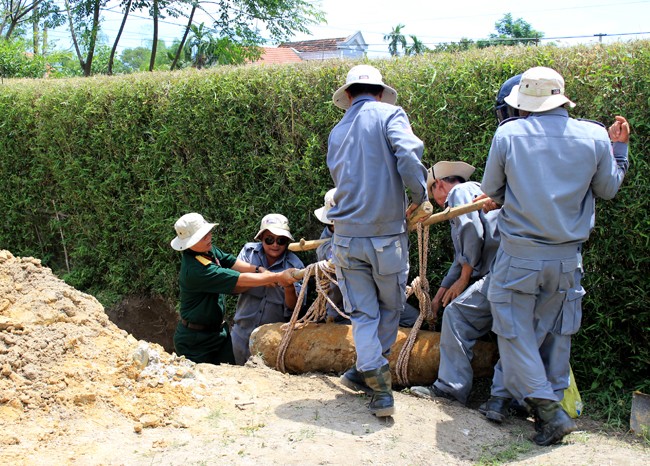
263,236,290,246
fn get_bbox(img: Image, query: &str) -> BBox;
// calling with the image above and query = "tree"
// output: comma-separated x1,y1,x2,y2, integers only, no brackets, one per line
432,37,475,53
405,35,429,56
0,36,48,78
107,0,134,74
178,0,322,67
88,0,322,75
119,40,171,72
169,0,196,70
1,0,64,45
384,24,406,57
480,13,543,47
186,21,209,68
179,22,257,69
64,0,107,76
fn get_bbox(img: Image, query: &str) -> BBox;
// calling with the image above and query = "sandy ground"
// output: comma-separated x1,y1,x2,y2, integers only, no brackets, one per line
1,249,648,465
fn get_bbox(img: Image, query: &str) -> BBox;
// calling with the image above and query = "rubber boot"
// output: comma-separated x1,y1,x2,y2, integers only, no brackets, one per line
478,396,512,423
340,366,372,395
526,398,577,446
362,364,395,417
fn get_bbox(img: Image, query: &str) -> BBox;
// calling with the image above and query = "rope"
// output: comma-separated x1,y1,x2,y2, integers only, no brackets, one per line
276,259,344,373
396,223,434,386
276,228,434,382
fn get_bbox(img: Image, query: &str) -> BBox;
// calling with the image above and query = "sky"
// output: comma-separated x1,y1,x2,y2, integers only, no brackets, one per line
289,0,650,56
44,0,650,56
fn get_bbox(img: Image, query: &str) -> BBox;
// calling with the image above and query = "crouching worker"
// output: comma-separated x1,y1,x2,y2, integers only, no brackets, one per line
171,212,299,365
409,161,500,406
231,214,305,365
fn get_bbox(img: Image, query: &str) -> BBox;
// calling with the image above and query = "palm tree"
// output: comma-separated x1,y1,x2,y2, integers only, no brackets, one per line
187,23,213,69
383,24,407,57
405,35,429,56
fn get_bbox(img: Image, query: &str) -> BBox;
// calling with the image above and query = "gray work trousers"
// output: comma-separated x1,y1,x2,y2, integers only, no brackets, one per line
332,233,409,372
434,276,495,405
487,248,584,403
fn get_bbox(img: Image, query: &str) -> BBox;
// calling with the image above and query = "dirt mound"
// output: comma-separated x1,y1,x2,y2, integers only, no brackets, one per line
1,249,648,465
0,251,203,437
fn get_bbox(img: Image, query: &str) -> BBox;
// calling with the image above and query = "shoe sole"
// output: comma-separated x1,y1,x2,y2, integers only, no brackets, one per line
371,406,395,417
533,423,577,446
340,375,373,395
410,387,457,403
409,388,433,400
485,411,506,423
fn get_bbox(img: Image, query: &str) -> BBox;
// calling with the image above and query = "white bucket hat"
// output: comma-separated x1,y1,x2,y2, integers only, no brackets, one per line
254,213,295,241
427,161,476,192
171,213,217,251
504,66,576,113
332,64,398,110
314,188,337,225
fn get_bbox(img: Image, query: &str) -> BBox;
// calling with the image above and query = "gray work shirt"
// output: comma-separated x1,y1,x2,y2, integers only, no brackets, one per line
326,95,429,238
482,107,628,260
441,181,500,289
232,242,304,334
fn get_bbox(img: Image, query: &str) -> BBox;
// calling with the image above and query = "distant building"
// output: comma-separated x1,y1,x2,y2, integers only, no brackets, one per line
255,47,302,65
279,32,367,61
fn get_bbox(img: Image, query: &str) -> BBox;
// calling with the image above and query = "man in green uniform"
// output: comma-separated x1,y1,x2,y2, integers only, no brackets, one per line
171,212,298,364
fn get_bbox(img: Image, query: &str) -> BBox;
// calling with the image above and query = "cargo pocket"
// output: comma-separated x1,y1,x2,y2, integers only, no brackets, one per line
370,235,407,276
504,258,542,294
554,286,585,335
488,290,517,339
331,235,352,268
559,258,579,291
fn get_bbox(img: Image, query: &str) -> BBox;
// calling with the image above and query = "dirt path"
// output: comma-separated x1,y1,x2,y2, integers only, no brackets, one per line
1,250,648,465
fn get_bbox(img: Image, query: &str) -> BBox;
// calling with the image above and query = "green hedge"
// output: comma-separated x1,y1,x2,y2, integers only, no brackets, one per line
0,41,648,424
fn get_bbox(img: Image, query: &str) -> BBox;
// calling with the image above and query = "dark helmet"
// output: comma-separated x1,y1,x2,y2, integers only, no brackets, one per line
495,74,522,123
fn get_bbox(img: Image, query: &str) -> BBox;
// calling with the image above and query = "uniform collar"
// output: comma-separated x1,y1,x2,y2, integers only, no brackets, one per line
531,106,570,118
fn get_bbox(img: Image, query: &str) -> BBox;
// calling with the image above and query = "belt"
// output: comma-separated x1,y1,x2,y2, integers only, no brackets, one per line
180,318,220,332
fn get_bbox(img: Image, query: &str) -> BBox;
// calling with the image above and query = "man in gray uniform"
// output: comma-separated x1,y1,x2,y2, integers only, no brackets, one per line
410,161,499,406
481,66,630,446
327,64,430,418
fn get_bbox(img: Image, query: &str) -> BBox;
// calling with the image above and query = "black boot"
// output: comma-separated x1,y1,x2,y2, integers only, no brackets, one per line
362,364,395,417
478,396,511,423
527,398,577,446
409,383,458,402
340,366,372,395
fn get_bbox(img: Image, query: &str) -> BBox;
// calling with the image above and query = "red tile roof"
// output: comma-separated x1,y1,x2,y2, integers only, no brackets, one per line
256,47,302,64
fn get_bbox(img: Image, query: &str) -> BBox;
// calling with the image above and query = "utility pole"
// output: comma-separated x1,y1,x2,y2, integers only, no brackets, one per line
594,33,607,43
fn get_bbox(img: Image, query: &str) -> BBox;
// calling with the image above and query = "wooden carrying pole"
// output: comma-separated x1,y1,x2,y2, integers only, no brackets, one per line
288,198,493,251
288,238,329,252
421,197,490,227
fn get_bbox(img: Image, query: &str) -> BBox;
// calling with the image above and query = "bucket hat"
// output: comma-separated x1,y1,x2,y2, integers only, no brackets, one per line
332,65,397,110
254,213,295,241
171,213,217,251
427,161,475,192
314,188,337,225
504,66,576,113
